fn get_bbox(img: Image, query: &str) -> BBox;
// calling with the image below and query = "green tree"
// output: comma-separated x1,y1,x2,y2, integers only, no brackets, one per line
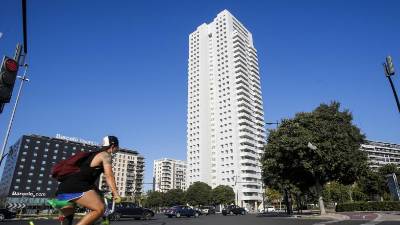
378,164,400,177
357,169,385,201
322,182,351,204
211,185,235,205
262,102,368,214
265,188,282,204
164,189,186,206
186,182,212,206
143,191,164,209
351,184,367,201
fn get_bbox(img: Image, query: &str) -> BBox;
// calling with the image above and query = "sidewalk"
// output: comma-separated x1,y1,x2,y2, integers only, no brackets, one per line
297,213,349,220
319,211,400,221
374,212,400,221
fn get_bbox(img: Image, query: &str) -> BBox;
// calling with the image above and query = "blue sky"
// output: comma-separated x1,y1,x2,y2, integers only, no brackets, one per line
1,0,400,189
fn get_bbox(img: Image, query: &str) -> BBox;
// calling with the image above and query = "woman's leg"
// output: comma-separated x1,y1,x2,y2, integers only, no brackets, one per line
60,205,75,225
73,190,105,225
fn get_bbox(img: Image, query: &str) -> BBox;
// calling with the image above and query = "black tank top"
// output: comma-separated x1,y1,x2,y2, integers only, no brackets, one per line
56,151,104,194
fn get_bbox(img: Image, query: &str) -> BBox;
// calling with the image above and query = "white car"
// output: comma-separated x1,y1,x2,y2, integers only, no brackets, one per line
259,206,275,213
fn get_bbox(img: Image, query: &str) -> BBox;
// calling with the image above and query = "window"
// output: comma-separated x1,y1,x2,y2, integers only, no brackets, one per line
14,186,19,190
29,172,33,176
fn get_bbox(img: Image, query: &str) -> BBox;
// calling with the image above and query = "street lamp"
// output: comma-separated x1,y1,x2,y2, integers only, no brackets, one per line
383,56,400,113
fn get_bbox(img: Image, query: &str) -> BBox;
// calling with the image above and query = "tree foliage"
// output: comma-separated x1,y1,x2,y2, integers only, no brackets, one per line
186,182,212,206
262,102,368,213
164,189,186,206
322,182,351,204
378,164,400,177
143,191,164,208
265,188,282,204
211,185,235,205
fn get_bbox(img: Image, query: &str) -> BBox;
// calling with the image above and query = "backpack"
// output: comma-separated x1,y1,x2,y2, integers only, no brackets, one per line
51,151,97,181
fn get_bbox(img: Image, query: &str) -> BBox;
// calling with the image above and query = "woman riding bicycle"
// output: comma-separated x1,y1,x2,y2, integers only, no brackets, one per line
53,136,122,225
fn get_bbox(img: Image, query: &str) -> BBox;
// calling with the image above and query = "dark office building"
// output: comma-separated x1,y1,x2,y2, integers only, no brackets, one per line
0,134,99,205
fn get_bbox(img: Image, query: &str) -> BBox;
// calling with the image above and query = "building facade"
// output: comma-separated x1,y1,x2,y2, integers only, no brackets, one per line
0,134,144,205
360,140,400,170
99,149,144,198
153,158,187,192
186,10,266,209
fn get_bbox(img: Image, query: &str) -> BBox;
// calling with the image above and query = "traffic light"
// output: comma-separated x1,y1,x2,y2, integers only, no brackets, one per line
385,56,395,76
0,56,19,103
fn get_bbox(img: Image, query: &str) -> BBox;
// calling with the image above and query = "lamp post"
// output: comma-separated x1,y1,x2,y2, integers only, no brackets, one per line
383,56,400,113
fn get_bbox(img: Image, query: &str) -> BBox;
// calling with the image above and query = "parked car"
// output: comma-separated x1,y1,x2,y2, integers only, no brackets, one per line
200,206,216,215
259,206,276,213
222,205,246,216
0,209,16,221
165,205,200,218
109,202,154,221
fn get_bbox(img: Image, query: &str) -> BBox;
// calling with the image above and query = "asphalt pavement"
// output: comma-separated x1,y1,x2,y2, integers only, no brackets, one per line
2,214,400,225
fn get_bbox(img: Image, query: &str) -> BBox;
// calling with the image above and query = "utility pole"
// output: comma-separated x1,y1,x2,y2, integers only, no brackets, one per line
383,56,400,113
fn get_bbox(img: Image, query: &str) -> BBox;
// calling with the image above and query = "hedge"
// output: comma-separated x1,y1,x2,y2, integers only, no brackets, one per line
336,201,400,212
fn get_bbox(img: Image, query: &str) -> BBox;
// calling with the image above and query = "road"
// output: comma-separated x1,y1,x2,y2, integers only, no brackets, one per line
2,214,399,225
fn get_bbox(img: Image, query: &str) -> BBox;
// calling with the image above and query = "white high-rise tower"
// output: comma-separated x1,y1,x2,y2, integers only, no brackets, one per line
186,10,266,210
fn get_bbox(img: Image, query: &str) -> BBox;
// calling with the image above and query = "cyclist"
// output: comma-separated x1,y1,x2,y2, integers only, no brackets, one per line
54,136,122,225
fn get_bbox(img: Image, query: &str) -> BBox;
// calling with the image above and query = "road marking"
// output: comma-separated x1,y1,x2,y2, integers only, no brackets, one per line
313,220,344,225
360,214,382,225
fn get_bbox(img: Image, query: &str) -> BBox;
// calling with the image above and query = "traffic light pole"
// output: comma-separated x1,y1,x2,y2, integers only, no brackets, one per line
0,65,29,166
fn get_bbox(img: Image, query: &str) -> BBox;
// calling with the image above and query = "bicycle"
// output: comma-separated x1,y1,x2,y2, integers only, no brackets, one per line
47,192,116,225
